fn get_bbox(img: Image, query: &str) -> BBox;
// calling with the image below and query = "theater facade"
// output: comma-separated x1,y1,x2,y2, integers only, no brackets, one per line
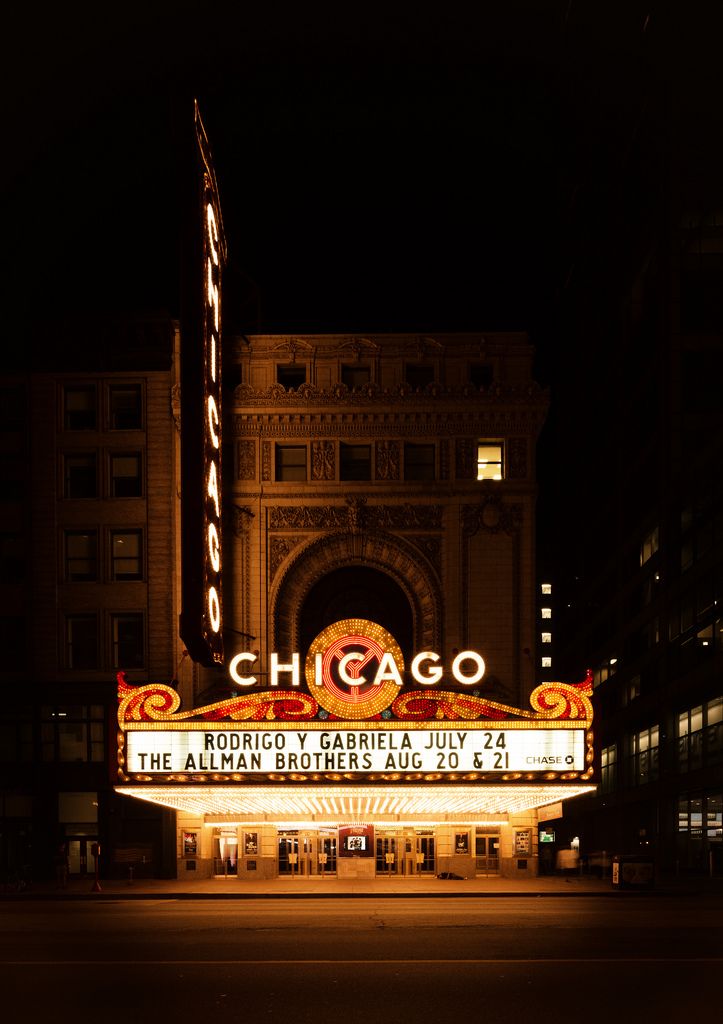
115,332,596,881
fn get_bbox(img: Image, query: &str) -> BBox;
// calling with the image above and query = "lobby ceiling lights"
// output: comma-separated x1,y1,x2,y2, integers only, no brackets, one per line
115,784,595,821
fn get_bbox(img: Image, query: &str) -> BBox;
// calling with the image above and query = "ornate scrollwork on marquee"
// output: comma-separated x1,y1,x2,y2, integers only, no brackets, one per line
118,671,592,725
117,673,319,723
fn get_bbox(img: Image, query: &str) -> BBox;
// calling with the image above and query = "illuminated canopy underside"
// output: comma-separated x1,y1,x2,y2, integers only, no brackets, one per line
115,784,595,822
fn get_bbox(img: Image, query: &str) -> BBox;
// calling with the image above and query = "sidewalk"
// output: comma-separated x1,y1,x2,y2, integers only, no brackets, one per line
6,871,723,899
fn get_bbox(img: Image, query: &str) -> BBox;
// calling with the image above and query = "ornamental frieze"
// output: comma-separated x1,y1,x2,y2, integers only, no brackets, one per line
236,440,256,480
507,437,527,479
456,438,474,479
261,441,272,481
311,440,335,480
232,412,546,439
232,381,547,407
269,503,442,531
375,441,400,480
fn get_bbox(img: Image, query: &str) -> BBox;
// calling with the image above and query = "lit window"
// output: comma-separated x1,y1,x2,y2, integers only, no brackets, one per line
541,632,552,644
275,446,307,482
541,607,552,619
632,725,659,784
601,744,617,792
541,656,552,668
541,583,552,595
477,443,503,481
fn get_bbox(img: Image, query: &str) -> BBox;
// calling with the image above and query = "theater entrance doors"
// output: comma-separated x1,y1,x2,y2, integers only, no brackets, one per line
278,829,338,876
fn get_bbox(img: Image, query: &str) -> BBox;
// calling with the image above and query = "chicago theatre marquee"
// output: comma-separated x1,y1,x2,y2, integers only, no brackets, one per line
114,326,595,880
114,106,594,881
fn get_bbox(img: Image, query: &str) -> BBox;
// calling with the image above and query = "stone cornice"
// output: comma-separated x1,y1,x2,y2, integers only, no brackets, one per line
231,380,547,409
231,331,532,357
232,409,546,438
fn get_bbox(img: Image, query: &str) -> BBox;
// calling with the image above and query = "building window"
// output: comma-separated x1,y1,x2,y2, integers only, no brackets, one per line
109,385,143,429
541,607,552,619
678,793,723,847
541,583,552,595
404,444,435,481
469,363,493,389
275,445,307,482
110,453,142,497
63,385,96,430
64,530,98,582
640,526,659,566
64,453,97,498
541,632,552,644
679,697,723,771
625,675,641,705
404,364,434,390
111,613,145,668
477,443,504,481
340,444,371,481
601,744,617,793
341,365,370,389
65,614,98,669
110,530,143,581
277,364,306,390
541,656,552,668
41,705,105,763
632,725,659,785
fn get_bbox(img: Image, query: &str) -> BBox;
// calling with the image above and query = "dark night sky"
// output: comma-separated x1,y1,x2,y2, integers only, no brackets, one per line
3,0,685,384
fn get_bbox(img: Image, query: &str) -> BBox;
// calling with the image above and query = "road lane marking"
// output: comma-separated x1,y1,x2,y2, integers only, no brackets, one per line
2,958,722,966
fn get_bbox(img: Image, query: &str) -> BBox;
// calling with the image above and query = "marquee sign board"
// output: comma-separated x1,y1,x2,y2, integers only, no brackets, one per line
179,100,227,666
117,619,595,788
125,726,586,775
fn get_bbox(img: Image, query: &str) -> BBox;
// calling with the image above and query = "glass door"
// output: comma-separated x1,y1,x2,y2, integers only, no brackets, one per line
376,834,401,875
214,829,239,876
278,831,299,875
67,838,98,877
475,832,500,875
318,831,337,875
415,834,436,874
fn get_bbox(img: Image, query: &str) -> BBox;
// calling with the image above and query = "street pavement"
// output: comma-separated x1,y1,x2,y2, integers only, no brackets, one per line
6,870,722,899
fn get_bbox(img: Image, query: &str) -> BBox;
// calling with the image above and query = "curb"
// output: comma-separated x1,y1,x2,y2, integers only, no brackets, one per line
0,887,698,901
